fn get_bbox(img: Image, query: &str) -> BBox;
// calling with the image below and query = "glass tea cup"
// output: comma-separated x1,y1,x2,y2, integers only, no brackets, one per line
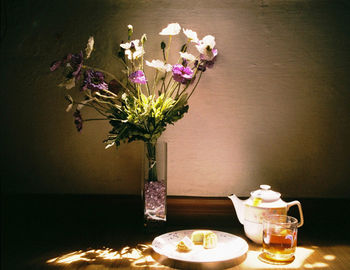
261,215,300,263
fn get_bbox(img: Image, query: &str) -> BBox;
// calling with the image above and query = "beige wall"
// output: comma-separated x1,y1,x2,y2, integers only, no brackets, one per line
2,0,350,198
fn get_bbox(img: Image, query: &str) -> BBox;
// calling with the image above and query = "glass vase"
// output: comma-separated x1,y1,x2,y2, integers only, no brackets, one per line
142,141,167,230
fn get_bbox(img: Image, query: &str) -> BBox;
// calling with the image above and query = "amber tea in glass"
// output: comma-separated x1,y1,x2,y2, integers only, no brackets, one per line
262,215,299,262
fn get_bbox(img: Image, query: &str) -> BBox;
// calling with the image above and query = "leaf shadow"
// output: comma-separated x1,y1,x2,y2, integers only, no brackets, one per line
45,244,163,269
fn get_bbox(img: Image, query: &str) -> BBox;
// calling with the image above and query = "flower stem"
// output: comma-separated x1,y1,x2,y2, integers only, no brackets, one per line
165,35,172,63
167,81,179,98
164,74,174,97
72,101,108,117
161,72,168,93
83,118,110,121
146,142,158,182
187,70,203,101
152,70,159,96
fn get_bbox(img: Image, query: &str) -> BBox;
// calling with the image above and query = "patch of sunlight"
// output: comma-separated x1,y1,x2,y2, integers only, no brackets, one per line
47,244,163,268
323,254,336,261
304,262,329,268
47,250,95,264
241,247,314,269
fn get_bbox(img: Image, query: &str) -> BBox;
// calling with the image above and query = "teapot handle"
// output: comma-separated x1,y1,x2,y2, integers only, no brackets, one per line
287,200,304,227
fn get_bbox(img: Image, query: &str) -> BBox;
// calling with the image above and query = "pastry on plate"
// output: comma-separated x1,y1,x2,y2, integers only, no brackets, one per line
176,236,194,252
203,231,218,249
191,230,217,249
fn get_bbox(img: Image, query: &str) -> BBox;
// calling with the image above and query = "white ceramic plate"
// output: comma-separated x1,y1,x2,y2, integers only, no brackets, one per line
152,229,248,263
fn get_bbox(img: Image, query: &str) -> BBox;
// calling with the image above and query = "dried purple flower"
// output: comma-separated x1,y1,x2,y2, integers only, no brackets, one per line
70,52,83,81
194,60,206,72
50,51,83,82
49,60,62,71
172,64,194,84
82,69,108,92
129,70,147,84
73,110,83,132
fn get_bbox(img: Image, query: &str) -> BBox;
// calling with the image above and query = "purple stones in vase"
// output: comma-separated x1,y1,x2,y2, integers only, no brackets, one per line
144,180,166,222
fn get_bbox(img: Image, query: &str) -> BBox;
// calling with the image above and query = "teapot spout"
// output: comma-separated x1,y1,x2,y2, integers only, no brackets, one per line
228,194,245,225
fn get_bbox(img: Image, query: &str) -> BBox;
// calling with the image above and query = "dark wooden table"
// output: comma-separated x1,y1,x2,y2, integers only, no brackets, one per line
2,194,350,269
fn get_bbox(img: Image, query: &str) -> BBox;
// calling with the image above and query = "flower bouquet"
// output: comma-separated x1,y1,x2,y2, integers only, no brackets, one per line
50,23,218,227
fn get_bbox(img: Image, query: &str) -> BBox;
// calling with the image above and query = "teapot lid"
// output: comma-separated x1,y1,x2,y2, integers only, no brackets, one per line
250,185,281,202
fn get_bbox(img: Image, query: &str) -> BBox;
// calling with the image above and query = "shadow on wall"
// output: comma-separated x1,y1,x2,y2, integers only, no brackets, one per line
1,0,350,197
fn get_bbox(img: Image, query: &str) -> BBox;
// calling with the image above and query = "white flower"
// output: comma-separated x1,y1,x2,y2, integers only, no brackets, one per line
85,36,94,59
183,28,198,43
195,35,216,54
179,52,196,62
200,48,218,61
159,23,181,36
146,59,172,72
120,39,145,60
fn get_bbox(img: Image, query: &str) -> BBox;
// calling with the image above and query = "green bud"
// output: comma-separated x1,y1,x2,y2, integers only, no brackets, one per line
128,24,133,40
141,34,147,44
161,41,166,50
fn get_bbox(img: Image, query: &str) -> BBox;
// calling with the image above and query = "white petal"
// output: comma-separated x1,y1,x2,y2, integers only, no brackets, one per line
159,23,181,35
65,103,73,112
132,39,140,47
125,50,132,60
202,35,216,49
85,36,94,59
183,29,198,42
120,42,131,49
195,43,205,54
59,78,75,89
145,59,170,72
133,48,145,59
164,64,172,72
105,142,115,149
179,52,196,61
146,59,162,68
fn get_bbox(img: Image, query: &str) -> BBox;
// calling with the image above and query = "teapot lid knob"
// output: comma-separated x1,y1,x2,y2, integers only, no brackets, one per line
250,184,281,202
260,184,271,190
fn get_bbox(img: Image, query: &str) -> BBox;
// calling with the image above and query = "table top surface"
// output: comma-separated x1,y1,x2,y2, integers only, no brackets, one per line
40,228,350,270
2,194,350,270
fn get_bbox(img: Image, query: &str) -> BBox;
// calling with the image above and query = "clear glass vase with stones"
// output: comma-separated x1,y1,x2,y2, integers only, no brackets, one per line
142,141,167,230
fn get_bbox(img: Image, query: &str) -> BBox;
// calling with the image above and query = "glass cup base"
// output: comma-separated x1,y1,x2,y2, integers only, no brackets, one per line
258,252,295,265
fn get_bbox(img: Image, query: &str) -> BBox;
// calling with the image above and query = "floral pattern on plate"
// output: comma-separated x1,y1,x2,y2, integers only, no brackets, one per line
152,229,248,263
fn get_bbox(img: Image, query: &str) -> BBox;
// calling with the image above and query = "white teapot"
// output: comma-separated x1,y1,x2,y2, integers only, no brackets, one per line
228,185,304,243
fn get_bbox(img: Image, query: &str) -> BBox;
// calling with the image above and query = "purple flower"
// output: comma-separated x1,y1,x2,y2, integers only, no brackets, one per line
172,64,194,84
50,51,83,82
73,110,83,132
129,70,147,84
82,69,108,92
